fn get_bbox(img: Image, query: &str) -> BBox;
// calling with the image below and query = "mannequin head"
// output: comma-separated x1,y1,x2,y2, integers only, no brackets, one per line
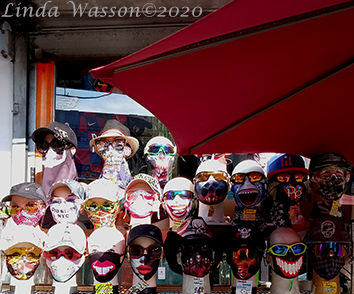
44,223,86,283
2,182,47,226
88,227,126,282
124,174,161,219
127,224,163,281
83,179,123,229
144,136,177,189
267,154,309,205
306,216,349,280
49,179,86,224
223,223,265,280
309,152,352,201
230,160,266,209
194,160,230,205
162,177,196,221
266,227,306,279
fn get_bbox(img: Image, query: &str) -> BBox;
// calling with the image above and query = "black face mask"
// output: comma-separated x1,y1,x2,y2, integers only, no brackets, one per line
312,256,345,280
195,180,228,205
315,176,345,201
270,254,304,279
89,252,124,283
269,180,306,206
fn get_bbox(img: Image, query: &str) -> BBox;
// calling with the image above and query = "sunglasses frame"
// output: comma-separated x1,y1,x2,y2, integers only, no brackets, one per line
276,172,308,183
36,138,72,155
231,172,265,184
6,200,45,216
194,171,230,182
128,244,162,260
311,242,348,258
95,138,126,151
163,190,194,201
5,247,42,262
267,243,307,256
145,144,176,156
44,247,82,261
83,200,118,213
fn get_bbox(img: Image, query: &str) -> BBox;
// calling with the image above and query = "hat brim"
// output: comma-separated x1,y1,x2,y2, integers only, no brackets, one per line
126,179,161,200
31,127,54,143
267,167,309,179
89,131,139,159
2,192,46,204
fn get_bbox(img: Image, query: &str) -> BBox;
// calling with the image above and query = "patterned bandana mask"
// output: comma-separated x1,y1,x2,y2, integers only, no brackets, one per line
312,256,345,280
6,247,41,280
47,255,85,282
146,155,175,189
12,207,45,226
86,210,118,229
89,252,124,283
50,198,81,224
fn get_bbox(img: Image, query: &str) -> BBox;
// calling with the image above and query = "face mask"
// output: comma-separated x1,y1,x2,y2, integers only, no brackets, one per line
164,197,193,221
101,159,132,189
146,154,175,189
231,179,266,209
315,176,346,201
47,255,84,282
101,145,124,167
43,147,67,168
12,207,45,226
268,180,306,206
124,190,159,219
227,249,261,280
270,255,303,279
86,210,118,229
89,252,124,283
195,176,228,205
312,256,345,280
6,248,41,280
50,198,81,224
130,254,160,281
180,243,213,277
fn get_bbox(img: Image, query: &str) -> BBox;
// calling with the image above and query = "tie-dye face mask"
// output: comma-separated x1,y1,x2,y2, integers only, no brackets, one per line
5,246,42,280
86,210,118,229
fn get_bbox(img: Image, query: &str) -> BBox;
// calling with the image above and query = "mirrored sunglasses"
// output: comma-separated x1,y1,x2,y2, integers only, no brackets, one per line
145,144,175,156
44,247,82,261
36,138,70,155
231,172,264,184
5,247,42,262
312,243,347,258
6,201,45,216
163,190,194,201
180,243,212,253
267,243,307,256
195,171,229,182
128,244,162,260
83,200,118,213
95,138,126,151
276,172,307,183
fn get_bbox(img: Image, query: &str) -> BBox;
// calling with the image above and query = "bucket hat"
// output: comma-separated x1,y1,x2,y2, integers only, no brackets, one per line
89,119,139,158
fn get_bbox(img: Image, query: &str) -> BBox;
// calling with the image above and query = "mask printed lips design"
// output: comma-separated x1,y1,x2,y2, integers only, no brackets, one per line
274,255,303,278
92,260,115,276
130,255,160,281
195,177,228,205
89,251,125,283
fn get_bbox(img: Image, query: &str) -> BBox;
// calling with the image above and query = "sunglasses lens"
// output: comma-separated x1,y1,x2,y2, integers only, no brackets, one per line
24,201,41,214
277,173,291,183
291,244,306,255
36,141,50,155
163,145,175,155
231,174,246,183
50,138,66,154
294,173,307,183
314,243,346,257
95,140,106,150
196,172,210,182
102,201,116,212
63,248,82,260
212,172,228,181
7,203,21,215
84,201,99,212
271,245,288,255
147,144,175,155
7,247,41,262
148,245,162,259
248,172,263,182
129,245,143,259
163,191,193,201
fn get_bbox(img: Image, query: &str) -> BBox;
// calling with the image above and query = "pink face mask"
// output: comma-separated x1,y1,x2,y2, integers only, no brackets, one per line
86,210,118,229
12,208,45,226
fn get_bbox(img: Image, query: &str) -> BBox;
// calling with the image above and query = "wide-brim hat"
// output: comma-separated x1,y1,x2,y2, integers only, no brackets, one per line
164,217,217,275
89,119,139,158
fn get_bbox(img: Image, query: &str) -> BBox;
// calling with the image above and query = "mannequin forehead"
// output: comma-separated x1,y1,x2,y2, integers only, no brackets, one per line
51,186,74,199
130,236,158,247
127,183,154,194
147,136,174,146
269,227,301,246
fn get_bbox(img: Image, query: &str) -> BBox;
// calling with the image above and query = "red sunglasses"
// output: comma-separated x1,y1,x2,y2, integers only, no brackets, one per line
44,247,82,261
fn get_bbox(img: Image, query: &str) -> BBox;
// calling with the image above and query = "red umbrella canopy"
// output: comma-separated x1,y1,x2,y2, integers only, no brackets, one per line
91,0,354,164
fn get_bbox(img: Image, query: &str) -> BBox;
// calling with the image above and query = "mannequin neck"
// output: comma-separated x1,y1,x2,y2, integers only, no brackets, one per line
129,216,151,228
198,201,224,223
270,272,300,294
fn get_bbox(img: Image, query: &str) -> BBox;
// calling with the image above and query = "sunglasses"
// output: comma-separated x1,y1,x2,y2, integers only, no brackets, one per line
195,171,229,182
44,247,82,261
232,248,259,261
83,200,118,213
180,243,212,253
231,172,264,184
145,144,176,156
276,172,307,183
6,201,45,216
95,138,126,151
36,138,71,155
128,244,162,260
163,190,194,201
5,247,42,262
312,243,347,258
267,243,307,256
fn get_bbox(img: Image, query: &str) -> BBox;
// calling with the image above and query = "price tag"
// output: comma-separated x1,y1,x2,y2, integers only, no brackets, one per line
289,205,300,221
172,220,184,232
193,277,204,294
329,201,339,217
95,282,113,294
208,205,216,217
127,280,149,294
322,281,337,293
243,209,256,221
235,279,252,294
158,266,166,280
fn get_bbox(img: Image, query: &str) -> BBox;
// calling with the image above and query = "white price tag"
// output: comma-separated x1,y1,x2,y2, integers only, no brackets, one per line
236,279,253,294
158,266,166,280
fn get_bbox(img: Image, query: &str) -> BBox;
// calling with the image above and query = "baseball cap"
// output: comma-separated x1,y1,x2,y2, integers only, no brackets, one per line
127,224,163,246
2,225,45,251
49,179,86,201
32,121,77,148
267,154,308,179
2,182,47,205
45,223,86,254
309,152,352,175
85,179,124,202
125,174,162,200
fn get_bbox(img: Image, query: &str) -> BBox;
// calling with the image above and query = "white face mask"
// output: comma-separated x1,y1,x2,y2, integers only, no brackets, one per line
46,255,85,282
43,147,67,168
50,198,81,224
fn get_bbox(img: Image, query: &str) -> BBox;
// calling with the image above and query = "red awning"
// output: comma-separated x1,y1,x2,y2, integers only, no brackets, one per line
91,0,354,164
